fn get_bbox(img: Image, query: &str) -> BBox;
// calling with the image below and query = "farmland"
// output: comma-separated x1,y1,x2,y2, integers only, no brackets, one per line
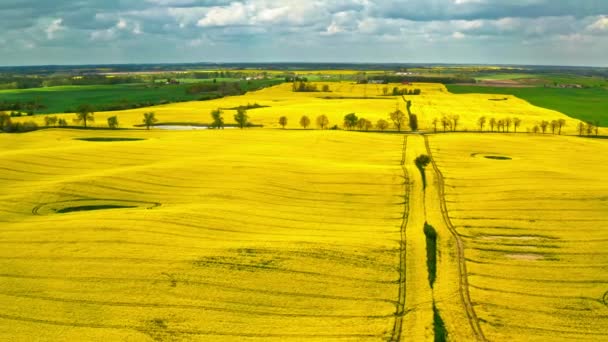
12,81,600,136
447,85,608,125
1,73,607,341
0,129,406,340
427,133,608,341
0,79,282,114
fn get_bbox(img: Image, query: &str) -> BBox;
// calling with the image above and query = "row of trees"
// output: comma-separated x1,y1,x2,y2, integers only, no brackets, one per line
292,82,331,92
382,87,422,96
0,113,39,133
577,121,600,136
39,105,158,130
209,108,250,129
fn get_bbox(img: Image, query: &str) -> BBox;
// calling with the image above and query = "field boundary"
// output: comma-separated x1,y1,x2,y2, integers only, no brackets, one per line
423,135,486,341
390,135,409,342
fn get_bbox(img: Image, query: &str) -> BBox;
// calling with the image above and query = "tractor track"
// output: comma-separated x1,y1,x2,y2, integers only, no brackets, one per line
390,136,409,342
423,135,487,341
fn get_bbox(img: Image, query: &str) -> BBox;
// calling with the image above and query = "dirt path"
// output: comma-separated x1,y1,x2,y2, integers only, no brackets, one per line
423,135,486,341
400,135,434,341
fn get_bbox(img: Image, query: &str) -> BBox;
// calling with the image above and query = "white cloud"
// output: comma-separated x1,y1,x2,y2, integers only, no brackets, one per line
323,21,343,35
587,16,608,32
197,2,249,27
452,31,466,39
45,18,64,39
116,18,128,29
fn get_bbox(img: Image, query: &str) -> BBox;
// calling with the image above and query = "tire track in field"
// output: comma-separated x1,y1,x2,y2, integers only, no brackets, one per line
0,313,382,339
390,136,409,342
424,135,486,341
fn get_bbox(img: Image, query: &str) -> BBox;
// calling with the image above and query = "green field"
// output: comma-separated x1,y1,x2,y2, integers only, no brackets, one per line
446,85,608,125
0,79,282,114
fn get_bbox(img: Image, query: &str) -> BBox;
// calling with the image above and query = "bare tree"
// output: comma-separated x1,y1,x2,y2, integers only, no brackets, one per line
540,120,549,134
278,116,288,129
300,115,311,129
357,118,373,131
533,125,540,134
478,116,486,132
432,118,439,133
550,120,558,134
441,116,449,132
316,115,329,129
497,119,504,132
376,119,389,131
578,122,585,136
594,121,600,136
451,115,460,132
489,118,496,132
557,119,566,135
390,108,407,132
513,117,521,133
586,121,594,136
505,117,512,132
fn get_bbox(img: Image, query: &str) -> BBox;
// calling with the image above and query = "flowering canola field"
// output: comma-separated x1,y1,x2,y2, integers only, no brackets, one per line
427,133,608,341
15,82,596,135
0,129,407,341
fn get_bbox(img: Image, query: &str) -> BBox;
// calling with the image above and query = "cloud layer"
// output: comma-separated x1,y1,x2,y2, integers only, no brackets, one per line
1,0,607,66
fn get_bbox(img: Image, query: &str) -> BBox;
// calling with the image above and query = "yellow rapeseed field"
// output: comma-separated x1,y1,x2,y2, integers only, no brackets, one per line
0,129,406,341
427,133,608,341
14,82,596,135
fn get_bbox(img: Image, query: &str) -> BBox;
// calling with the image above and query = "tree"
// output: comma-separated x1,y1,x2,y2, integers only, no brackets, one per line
578,122,585,136
300,115,311,129
409,114,418,131
497,119,504,132
594,121,600,136
107,116,119,129
0,112,11,132
451,115,460,132
278,116,288,129
58,118,68,127
432,118,439,133
478,116,486,132
44,116,58,127
540,120,549,134
489,118,496,132
550,120,558,134
441,116,450,132
210,109,224,129
390,108,406,132
557,119,566,135
344,113,358,130
143,112,157,130
513,117,521,133
533,125,540,134
234,108,249,129
415,154,432,189
586,121,594,136
505,117,512,132
322,84,331,92
316,115,329,129
74,104,95,128
382,87,389,95
357,118,373,131
377,119,389,131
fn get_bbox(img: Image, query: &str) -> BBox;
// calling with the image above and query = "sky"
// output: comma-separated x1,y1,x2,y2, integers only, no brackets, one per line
1,0,607,67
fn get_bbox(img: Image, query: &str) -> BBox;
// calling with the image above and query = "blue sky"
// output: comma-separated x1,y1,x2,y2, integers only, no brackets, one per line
1,0,607,66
